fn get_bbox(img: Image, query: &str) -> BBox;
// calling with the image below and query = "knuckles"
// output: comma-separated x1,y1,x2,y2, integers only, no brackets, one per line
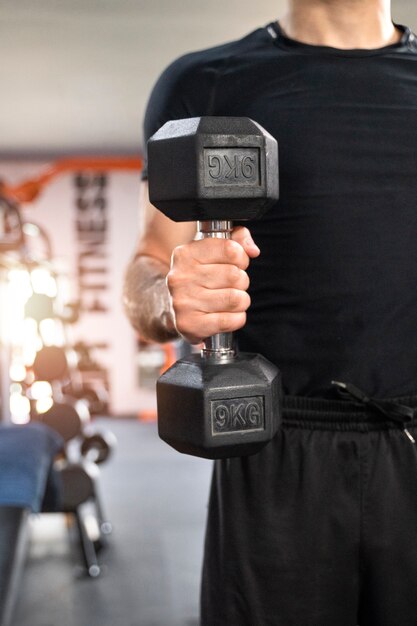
176,310,247,340
174,312,193,336
172,238,249,270
231,267,250,291
168,237,251,340
231,226,251,245
221,239,249,268
217,312,246,333
223,289,250,312
227,264,242,284
166,269,181,293
171,244,191,266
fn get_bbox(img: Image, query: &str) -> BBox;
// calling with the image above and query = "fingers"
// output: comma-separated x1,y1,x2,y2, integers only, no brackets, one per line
167,225,259,344
180,263,250,290
174,286,251,314
231,226,261,259
174,311,247,344
174,226,259,270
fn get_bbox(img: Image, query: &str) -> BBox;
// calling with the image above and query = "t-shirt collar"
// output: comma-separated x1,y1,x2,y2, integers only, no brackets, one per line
266,20,414,57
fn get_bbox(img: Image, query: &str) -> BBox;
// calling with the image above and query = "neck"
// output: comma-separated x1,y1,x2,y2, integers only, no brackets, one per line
280,0,401,49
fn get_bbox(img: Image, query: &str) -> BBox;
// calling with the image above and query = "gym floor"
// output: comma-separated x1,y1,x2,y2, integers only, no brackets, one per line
13,419,213,626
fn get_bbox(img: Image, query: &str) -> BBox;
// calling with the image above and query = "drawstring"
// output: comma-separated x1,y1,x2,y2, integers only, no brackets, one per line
331,381,417,444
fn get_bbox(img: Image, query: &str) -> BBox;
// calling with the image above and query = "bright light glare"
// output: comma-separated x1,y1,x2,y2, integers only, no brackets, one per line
36,397,54,414
21,318,42,365
8,318,25,346
23,317,38,340
11,414,30,425
22,223,40,238
83,513,100,542
8,269,32,300
31,380,52,400
23,342,42,367
39,318,64,347
10,393,30,424
66,349,79,368
74,399,90,424
9,362,26,382
5,270,33,345
31,268,57,298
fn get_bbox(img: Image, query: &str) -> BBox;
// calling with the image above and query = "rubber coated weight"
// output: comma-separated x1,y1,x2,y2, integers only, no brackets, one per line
158,353,282,459
148,116,279,221
80,430,117,465
33,345,69,382
33,400,86,442
59,461,99,510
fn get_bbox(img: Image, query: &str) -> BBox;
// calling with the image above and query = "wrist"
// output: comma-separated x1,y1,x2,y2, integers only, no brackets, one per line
123,255,180,343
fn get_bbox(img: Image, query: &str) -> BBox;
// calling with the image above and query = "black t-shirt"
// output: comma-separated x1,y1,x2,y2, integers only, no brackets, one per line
142,22,417,398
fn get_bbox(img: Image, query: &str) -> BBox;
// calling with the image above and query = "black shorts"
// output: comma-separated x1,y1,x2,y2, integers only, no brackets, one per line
201,394,417,626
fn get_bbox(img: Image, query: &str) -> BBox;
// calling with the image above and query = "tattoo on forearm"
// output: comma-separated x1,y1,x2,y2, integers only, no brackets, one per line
123,255,180,343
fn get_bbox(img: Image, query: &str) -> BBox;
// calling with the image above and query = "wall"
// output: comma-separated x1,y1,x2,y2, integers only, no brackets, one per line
0,160,155,416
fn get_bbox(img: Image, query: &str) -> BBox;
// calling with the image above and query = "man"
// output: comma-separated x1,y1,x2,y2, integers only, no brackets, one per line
124,1,417,623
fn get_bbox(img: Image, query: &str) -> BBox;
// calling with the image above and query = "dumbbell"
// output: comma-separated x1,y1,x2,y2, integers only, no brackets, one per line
32,397,90,442
0,196,24,252
80,430,117,465
57,459,108,577
58,459,100,511
33,345,69,382
148,116,282,459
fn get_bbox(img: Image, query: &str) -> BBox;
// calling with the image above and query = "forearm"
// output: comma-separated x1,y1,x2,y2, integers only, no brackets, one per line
123,254,180,343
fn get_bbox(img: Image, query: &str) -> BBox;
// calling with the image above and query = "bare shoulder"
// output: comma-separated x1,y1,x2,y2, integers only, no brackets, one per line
136,181,196,266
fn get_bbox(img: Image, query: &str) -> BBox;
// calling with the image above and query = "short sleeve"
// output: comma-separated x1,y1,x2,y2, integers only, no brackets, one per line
141,52,221,180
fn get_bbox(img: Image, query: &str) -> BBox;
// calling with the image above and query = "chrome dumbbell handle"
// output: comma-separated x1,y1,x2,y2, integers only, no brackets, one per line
198,220,235,363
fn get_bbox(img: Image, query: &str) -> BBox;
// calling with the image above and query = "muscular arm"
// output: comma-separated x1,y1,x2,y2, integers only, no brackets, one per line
123,181,196,343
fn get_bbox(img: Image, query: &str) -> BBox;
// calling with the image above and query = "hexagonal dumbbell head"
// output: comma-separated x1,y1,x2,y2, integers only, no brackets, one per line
157,353,282,459
147,116,279,221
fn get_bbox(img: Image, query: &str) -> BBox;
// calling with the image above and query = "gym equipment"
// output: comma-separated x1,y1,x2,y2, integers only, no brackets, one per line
59,460,99,510
58,460,112,577
60,300,81,325
80,430,117,465
22,221,53,262
0,196,24,254
0,507,29,626
0,423,63,626
32,398,89,443
32,341,109,416
27,399,114,578
0,177,115,586
148,117,282,459
1,157,143,205
32,345,69,382
65,342,110,414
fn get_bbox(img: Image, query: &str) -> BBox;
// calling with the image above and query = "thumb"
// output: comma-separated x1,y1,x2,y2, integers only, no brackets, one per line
231,226,261,258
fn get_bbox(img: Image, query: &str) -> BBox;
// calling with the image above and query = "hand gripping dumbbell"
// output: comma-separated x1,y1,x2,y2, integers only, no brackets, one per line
148,117,282,459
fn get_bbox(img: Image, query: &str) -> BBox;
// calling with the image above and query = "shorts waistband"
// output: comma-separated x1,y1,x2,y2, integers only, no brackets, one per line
282,393,417,432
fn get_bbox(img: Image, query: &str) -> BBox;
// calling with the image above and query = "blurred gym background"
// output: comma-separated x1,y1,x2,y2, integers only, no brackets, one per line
0,2,416,625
